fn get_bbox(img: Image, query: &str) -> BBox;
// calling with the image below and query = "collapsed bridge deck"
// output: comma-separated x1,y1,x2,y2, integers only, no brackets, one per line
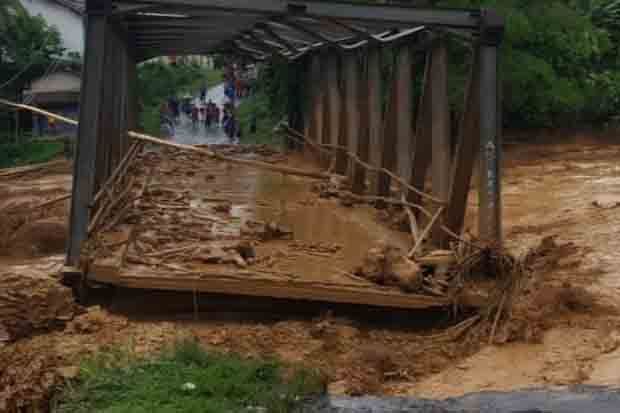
85,146,454,310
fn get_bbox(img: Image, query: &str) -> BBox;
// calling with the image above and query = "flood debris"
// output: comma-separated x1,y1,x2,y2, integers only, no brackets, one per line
0,268,79,342
353,242,422,292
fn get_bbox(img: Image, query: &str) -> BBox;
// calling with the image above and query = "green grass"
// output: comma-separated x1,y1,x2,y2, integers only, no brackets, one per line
237,92,284,147
0,140,64,168
52,340,325,413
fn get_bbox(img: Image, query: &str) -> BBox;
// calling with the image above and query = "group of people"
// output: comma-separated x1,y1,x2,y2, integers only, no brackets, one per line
191,100,221,129
159,63,254,140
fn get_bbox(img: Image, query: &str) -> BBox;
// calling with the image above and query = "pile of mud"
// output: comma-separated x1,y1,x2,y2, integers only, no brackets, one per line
0,266,78,342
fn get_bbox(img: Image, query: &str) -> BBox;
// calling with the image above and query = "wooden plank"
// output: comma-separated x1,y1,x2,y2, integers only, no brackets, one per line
367,46,382,194
89,225,133,281
395,45,414,185
407,52,432,205
352,51,370,194
101,271,452,310
430,40,451,247
67,14,108,266
446,47,480,235
343,51,359,181
376,60,398,197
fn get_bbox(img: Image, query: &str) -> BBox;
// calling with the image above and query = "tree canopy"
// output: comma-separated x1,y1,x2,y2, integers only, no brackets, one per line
439,0,620,127
0,0,65,97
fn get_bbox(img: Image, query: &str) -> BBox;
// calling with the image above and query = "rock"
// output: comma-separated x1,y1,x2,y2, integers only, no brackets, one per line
339,193,356,207
223,252,247,268
236,241,256,260
592,195,620,209
392,259,422,292
261,221,293,240
214,202,232,214
327,380,349,395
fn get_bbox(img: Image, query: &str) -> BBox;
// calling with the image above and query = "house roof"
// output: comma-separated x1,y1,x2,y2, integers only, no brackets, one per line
50,0,84,15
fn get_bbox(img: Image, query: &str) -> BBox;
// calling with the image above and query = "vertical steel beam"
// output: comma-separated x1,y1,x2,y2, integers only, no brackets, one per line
352,51,370,194
446,47,480,235
320,51,331,165
367,46,382,194
305,53,322,161
408,52,432,206
67,0,109,266
326,51,345,173
430,40,451,246
395,45,413,186
376,58,398,198
287,60,305,149
343,51,359,181
477,9,504,245
478,44,501,244
125,51,138,144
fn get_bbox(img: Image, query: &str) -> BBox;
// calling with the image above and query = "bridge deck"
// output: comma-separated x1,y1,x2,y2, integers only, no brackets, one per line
87,145,451,310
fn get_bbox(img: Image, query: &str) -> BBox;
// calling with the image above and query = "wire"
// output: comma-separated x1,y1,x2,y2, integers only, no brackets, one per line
0,29,56,91
22,57,61,105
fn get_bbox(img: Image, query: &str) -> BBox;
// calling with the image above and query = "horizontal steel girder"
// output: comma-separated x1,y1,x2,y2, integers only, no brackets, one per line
118,0,486,30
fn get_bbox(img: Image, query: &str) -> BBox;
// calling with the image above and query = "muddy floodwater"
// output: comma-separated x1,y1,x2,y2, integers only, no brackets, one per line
4,135,620,411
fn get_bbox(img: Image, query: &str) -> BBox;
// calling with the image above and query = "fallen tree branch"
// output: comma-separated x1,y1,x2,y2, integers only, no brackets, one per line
92,141,142,205
402,193,419,244
279,124,445,205
0,159,67,178
408,206,444,259
130,132,330,180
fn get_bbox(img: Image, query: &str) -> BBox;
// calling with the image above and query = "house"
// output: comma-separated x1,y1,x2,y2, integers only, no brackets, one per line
23,61,80,137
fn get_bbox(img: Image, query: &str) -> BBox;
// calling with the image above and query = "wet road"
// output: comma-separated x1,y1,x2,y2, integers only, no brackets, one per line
306,388,620,412
173,83,232,145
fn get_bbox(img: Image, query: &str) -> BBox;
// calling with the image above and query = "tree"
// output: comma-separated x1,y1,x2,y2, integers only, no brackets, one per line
0,2,65,96
438,0,618,127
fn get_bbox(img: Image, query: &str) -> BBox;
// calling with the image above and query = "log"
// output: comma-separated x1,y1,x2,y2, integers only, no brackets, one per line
129,132,329,180
0,160,67,179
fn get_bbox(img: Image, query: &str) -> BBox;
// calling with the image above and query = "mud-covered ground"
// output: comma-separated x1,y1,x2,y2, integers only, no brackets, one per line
2,135,620,410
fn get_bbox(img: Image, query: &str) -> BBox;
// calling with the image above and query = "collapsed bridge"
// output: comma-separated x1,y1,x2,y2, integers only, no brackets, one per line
66,0,505,310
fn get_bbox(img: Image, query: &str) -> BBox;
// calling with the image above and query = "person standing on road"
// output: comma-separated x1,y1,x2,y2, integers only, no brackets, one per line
191,104,199,129
159,102,175,139
214,104,221,127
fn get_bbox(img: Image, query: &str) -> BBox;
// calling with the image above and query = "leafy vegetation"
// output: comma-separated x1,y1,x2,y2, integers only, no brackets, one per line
52,340,325,413
0,140,63,168
137,61,223,135
237,87,283,146
237,60,303,145
257,0,620,130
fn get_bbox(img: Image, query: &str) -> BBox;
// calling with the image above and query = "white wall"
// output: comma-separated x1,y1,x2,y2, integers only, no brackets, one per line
30,71,81,92
18,0,83,56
